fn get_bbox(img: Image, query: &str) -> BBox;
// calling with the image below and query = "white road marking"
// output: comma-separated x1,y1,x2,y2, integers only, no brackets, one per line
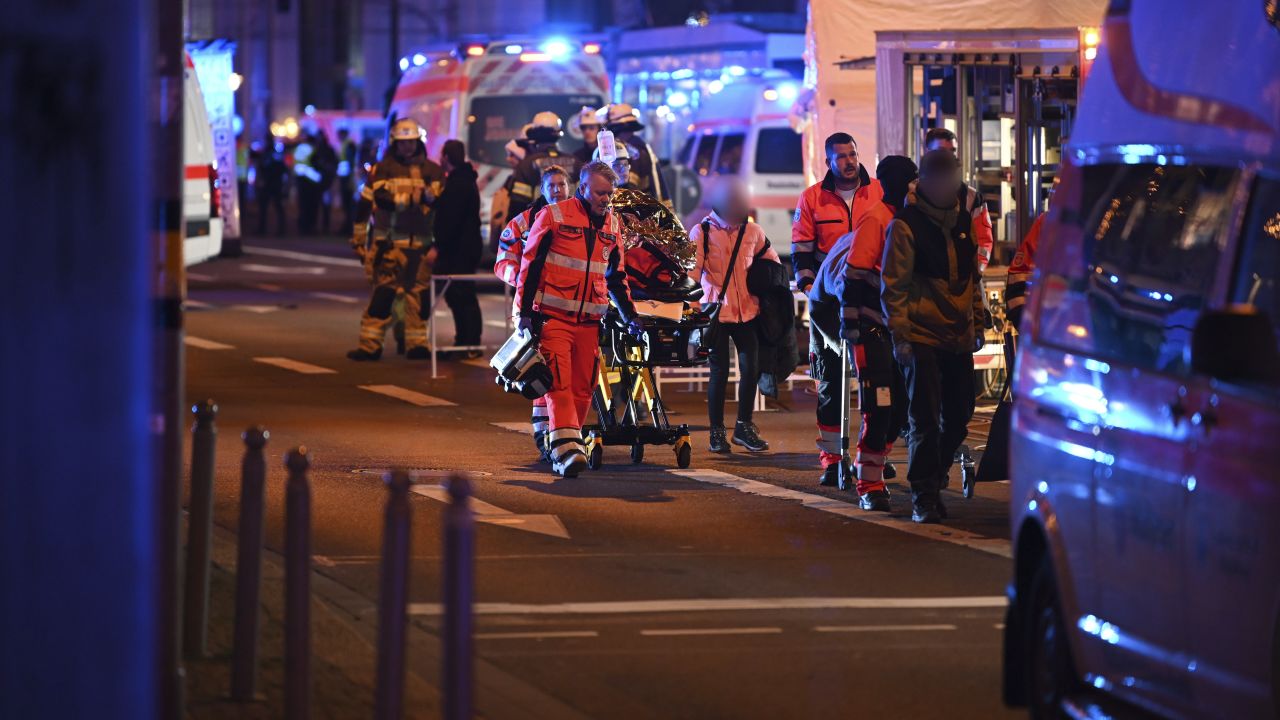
187,272,215,281
461,357,491,369
253,356,337,374
250,282,283,292
491,422,533,435
185,299,213,309
358,384,457,407
813,624,957,633
184,336,234,350
994,623,1006,630
233,305,281,314
640,627,782,637
670,469,1012,559
409,596,1006,616
246,245,362,268
311,291,361,304
412,484,569,540
476,631,599,640
484,319,509,328
243,263,328,275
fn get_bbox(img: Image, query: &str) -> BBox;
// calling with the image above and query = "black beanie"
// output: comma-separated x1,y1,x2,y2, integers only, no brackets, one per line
877,155,918,208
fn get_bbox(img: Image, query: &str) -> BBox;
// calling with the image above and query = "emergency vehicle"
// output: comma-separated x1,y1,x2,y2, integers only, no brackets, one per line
673,71,805,253
1004,1,1280,717
387,38,609,239
183,51,222,266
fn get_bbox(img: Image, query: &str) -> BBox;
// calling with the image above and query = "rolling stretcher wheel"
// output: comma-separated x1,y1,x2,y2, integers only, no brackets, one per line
675,442,691,469
588,443,603,471
630,442,645,464
962,466,976,499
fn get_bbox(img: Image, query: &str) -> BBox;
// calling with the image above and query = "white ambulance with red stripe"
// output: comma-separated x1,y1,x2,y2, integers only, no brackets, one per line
674,71,806,253
387,38,609,241
183,51,222,266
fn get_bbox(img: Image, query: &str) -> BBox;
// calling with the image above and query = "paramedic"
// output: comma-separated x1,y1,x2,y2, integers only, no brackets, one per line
791,132,883,293
691,179,778,454
880,150,984,524
1004,212,1044,330
514,161,639,477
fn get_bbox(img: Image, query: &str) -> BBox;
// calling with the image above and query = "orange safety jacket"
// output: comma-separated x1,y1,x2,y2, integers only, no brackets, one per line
842,200,897,331
514,197,634,323
1005,212,1043,320
494,196,548,286
791,168,883,289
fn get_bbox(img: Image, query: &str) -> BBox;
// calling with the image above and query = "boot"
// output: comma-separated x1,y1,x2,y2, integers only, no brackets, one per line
858,489,891,512
553,450,588,478
709,426,730,454
346,347,382,361
405,346,430,360
883,462,897,480
534,431,550,464
731,421,769,452
819,462,850,488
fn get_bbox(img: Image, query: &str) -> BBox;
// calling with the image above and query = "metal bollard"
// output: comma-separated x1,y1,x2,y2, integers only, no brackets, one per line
284,448,312,720
230,426,268,702
442,474,474,720
375,469,413,720
183,399,218,658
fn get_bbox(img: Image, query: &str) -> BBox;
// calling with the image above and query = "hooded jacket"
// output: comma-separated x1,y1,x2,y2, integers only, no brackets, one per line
791,167,883,290
880,192,983,353
432,162,482,273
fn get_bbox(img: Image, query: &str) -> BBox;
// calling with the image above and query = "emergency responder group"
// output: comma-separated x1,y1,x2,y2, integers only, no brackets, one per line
346,104,1018,524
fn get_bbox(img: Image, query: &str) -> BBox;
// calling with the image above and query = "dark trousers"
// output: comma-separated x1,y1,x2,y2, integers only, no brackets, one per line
444,280,482,346
256,190,285,236
338,179,356,235
707,320,760,426
900,342,975,503
296,178,321,234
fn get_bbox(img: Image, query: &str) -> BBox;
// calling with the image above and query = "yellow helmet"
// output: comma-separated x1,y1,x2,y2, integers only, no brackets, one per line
390,118,420,141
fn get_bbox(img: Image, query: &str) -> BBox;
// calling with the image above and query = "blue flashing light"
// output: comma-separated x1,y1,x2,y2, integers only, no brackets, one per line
504,44,523,55
671,69,694,80
727,65,746,76
412,53,427,67
777,83,798,101
399,57,410,72
541,38,571,59
667,91,689,108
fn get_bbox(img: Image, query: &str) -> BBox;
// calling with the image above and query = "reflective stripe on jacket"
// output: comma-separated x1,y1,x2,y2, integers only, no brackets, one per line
495,197,548,286
514,197,632,323
358,152,445,241
791,168,883,287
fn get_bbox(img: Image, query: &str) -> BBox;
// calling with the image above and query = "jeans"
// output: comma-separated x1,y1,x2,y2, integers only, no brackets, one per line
900,342,975,504
707,321,760,427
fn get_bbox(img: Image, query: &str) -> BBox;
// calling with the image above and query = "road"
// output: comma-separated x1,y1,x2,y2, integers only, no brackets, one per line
185,234,1021,720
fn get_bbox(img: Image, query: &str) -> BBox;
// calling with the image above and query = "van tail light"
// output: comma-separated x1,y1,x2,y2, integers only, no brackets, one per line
208,164,221,219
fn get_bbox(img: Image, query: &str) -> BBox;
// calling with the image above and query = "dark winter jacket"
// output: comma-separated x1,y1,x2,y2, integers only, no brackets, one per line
747,252,799,398
433,162,483,273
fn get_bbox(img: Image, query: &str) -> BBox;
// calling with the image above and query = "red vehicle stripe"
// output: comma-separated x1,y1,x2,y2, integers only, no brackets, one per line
1106,17,1274,135
393,74,469,102
185,165,211,179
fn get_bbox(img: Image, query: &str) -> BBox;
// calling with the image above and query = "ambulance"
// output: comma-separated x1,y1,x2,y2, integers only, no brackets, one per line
673,70,806,252
387,38,609,239
183,51,222,266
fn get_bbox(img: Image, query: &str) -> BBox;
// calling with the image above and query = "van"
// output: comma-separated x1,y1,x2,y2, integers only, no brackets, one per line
675,72,806,254
1003,1,1280,718
183,52,222,266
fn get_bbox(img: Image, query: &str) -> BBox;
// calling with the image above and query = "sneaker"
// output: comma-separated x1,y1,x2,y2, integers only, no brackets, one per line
883,462,897,480
553,450,588,478
709,426,730,453
911,501,942,524
731,421,769,453
858,489,891,512
405,346,430,360
346,348,382,361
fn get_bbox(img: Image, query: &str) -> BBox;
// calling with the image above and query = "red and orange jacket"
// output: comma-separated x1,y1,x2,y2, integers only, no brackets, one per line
494,196,548,286
791,168,883,290
841,200,897,331
1004,212,1043,325
961,183,995,271
514,197,635,324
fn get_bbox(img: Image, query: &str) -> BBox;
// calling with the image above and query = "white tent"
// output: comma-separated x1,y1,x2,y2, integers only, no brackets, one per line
802,0,1109,180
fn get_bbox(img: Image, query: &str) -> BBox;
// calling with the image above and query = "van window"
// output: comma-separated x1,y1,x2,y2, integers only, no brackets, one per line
715,133,745,175
755,128,803,175
1066,163,1240,373
692,134,717,176
676,135,698,167
1229,175,1280,345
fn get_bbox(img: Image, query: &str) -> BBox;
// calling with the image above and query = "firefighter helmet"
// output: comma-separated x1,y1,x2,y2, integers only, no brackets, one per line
531,111,564,133
598,103,644,131
390,118,420,141
575,106,601,128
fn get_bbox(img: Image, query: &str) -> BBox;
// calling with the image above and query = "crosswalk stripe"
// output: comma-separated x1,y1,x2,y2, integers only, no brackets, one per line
640,627,782,637
408,596,1006,616
185,336,234,350
245,245,362,268
490,422,533,435
476,631,598,640
233,305,281,314
358,384,457,407
310,291,361,304
253,357,337,374
813,624,957,633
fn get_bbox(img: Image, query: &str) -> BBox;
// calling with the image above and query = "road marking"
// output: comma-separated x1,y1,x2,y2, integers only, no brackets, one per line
311,291,361,304
409,596,1006,616
476,631,599,640
253,357,337,374
233,305,282,314
185,336,234,350
813,624,957,633
484,319,509,328
491,422,533,435
185,299,213,309
187,272,215,282
669,469,1012,559
246,245,362,268
243,263,328,275
358,384,457,407
412,484,569,540
250,282,283,292
994,623,1006,630
641,627,782,637
461,357,490,369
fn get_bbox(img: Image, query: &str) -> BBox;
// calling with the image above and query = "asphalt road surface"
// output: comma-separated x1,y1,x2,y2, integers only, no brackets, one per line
185,235,1021,720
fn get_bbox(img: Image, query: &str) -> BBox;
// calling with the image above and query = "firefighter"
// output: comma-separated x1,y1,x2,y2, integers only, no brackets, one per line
592,142,637,192
513,161,639,477
571,106,601,168
346,117,445,361
791,132,883,294
495,165,571,462
597,103,666,203
489,136,527,250
923,128,995,271
507,112,574,223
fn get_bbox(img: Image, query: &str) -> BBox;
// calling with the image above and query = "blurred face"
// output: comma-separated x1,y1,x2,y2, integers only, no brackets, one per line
611,158,631,186
581,172,615,215
926,137,958,156
827,142,860,183
919,168,962,208
581,123,600,146
542,172,569,203
715,181,751,224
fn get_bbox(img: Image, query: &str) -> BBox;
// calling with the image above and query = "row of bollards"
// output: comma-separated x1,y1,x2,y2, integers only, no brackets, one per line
181,401,474,719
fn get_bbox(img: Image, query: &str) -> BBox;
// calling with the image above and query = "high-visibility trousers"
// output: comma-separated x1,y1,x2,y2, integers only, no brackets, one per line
539,317,599,463
851,329,907,494
358,242,431,353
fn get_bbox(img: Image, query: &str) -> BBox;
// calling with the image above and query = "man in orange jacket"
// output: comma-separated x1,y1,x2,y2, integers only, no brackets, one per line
513,161,639,477
791,132,883,293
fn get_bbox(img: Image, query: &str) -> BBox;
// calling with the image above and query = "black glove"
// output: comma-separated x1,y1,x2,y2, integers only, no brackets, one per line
517,314,542,337
1006,306,1024,330
973,332,986,353
626,317,648,339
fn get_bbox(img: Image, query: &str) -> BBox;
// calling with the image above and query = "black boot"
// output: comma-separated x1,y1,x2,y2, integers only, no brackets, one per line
394,323,406,355
819,463,839,487
859,489,891,512
709,426,730,453
346,347,382,361
405,346,430,360
883,462,897,480
731,421,769,452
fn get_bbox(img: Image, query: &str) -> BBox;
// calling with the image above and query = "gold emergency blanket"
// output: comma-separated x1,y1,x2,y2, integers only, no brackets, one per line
609,188,695,271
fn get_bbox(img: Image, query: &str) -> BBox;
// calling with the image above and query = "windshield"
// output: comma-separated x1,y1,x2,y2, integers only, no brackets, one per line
754,127,803,175
467,94,604,167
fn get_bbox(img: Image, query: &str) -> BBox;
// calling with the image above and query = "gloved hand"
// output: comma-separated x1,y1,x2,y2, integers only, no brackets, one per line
893,341,914,366
980,306,995,330
797,277,814,295
839,322,860,345
973,332,985,353
517,313,543,337
1006,306,1024,330
626,317,648,339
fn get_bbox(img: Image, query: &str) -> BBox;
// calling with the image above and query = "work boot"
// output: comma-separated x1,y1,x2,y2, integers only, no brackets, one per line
883,462,897,480
911,499,941,524
858,489,892,512
346,348,382,361
819,462,849,487
405,346,430,360
553,450,588,478
732,421,769,452
709,426,730,454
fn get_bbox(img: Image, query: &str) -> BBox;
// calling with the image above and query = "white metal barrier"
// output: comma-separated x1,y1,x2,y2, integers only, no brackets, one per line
428,273,512,379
